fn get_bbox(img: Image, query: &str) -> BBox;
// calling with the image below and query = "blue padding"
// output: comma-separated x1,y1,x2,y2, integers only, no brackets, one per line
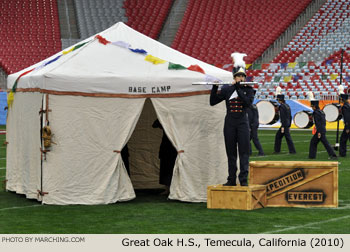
0,92,7,125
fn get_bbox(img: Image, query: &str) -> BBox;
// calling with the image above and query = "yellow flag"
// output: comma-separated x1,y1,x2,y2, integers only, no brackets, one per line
284,75,292,82
62,47,74,55
288,62,297,69
330,73,338,80
7,91,14,108
145,55,166,65
246,64,252,70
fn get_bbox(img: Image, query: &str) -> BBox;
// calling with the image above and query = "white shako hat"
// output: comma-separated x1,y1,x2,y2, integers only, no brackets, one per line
231,52,247,77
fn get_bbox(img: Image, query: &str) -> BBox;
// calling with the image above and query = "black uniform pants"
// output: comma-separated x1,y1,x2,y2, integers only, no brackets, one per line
309,132,336,158
339,129,350,156
249,126,264,155
274,127,296,153
224,115,250,185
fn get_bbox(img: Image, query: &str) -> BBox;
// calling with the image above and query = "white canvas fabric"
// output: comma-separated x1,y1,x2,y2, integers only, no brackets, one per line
6,92,42,199
41,95,144,204
152,96,227,202
6,22,235,204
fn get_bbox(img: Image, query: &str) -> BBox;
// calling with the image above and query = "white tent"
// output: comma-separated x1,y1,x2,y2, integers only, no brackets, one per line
6,22,233,205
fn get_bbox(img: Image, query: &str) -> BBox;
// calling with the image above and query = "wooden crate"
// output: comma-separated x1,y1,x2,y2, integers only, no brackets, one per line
207,184,267,210
249,161,338,208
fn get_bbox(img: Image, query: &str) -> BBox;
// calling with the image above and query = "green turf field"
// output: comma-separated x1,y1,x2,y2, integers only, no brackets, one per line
0,127,349,234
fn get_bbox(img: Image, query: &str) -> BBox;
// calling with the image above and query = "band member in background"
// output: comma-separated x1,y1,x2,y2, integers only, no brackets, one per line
273,94,296,154
152,119,177,195
210,52,255,186
309,100,337,159
247,103,265,156
339,94,350,157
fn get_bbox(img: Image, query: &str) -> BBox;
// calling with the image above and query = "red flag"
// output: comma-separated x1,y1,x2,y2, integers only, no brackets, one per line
262,63,270,69
95,35,110,45
187,65,205,74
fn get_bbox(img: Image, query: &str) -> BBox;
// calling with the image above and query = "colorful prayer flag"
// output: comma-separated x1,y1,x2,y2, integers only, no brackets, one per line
129,48,147,54
298,62,307,68
95,35,110,45
326,59,334,65
145,55,166,65
331,73,338,80
252,63,261,70
288,62,297,69
269,63,278,71
262,63,270,70
205,74,222,83
168,62,187,70
187,65,205,74
283,75,292,82
280,63,288,69
112,41,130,48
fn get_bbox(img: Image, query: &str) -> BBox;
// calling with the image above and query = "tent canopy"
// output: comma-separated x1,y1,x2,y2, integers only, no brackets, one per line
6,22,232,205
8,22,232,96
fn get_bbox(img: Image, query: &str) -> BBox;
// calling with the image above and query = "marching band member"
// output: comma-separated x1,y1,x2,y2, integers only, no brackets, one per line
210,52,255,186
273,88,296,154
339,93,350,157
247,102,265,156
309,98,337,160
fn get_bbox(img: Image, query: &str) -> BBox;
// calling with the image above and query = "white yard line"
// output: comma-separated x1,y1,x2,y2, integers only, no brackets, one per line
0,205,42,212
261,214,350,234
0,167,5,170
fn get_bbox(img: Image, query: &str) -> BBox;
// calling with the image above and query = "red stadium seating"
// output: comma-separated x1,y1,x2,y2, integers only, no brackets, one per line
171,0,312,66
0,0,61,74
123,0,173,40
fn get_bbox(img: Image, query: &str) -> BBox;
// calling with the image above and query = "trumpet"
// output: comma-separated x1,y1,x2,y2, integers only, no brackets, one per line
192,82,258,85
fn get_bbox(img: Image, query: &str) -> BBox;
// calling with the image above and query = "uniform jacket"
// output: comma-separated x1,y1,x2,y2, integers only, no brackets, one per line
210,84,255,119
279,103,292,128
342,102,350,130
313,108,327,134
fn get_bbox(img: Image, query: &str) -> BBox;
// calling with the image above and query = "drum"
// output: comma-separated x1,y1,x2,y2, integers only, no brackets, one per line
256,100,279,125
323,103,342,122
294,110,314,129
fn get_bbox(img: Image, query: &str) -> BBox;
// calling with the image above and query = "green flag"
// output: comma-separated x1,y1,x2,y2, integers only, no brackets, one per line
274,76,281,82
298,62,307,68
252,63,262,70
168,62,187,70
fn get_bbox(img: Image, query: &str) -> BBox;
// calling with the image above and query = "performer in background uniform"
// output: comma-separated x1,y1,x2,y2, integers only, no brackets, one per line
210,52,255,186
309,100,337,159
274,94,296,154
152,119,177,194
339,94,350,157
247,103,265,156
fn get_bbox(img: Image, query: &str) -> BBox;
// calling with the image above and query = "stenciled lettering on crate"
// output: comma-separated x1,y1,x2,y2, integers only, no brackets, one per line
249,161,338,208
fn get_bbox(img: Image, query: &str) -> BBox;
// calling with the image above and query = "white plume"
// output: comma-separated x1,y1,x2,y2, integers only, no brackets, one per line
231,52,247,68
338,85,344,95
308,91,314,101
275,86,282,96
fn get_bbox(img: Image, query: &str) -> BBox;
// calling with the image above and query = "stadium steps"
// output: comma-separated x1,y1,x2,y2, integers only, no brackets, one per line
57,0,80,40
158,0,188,47
259,0,327,64
74,0,128,39
0,69,7,90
